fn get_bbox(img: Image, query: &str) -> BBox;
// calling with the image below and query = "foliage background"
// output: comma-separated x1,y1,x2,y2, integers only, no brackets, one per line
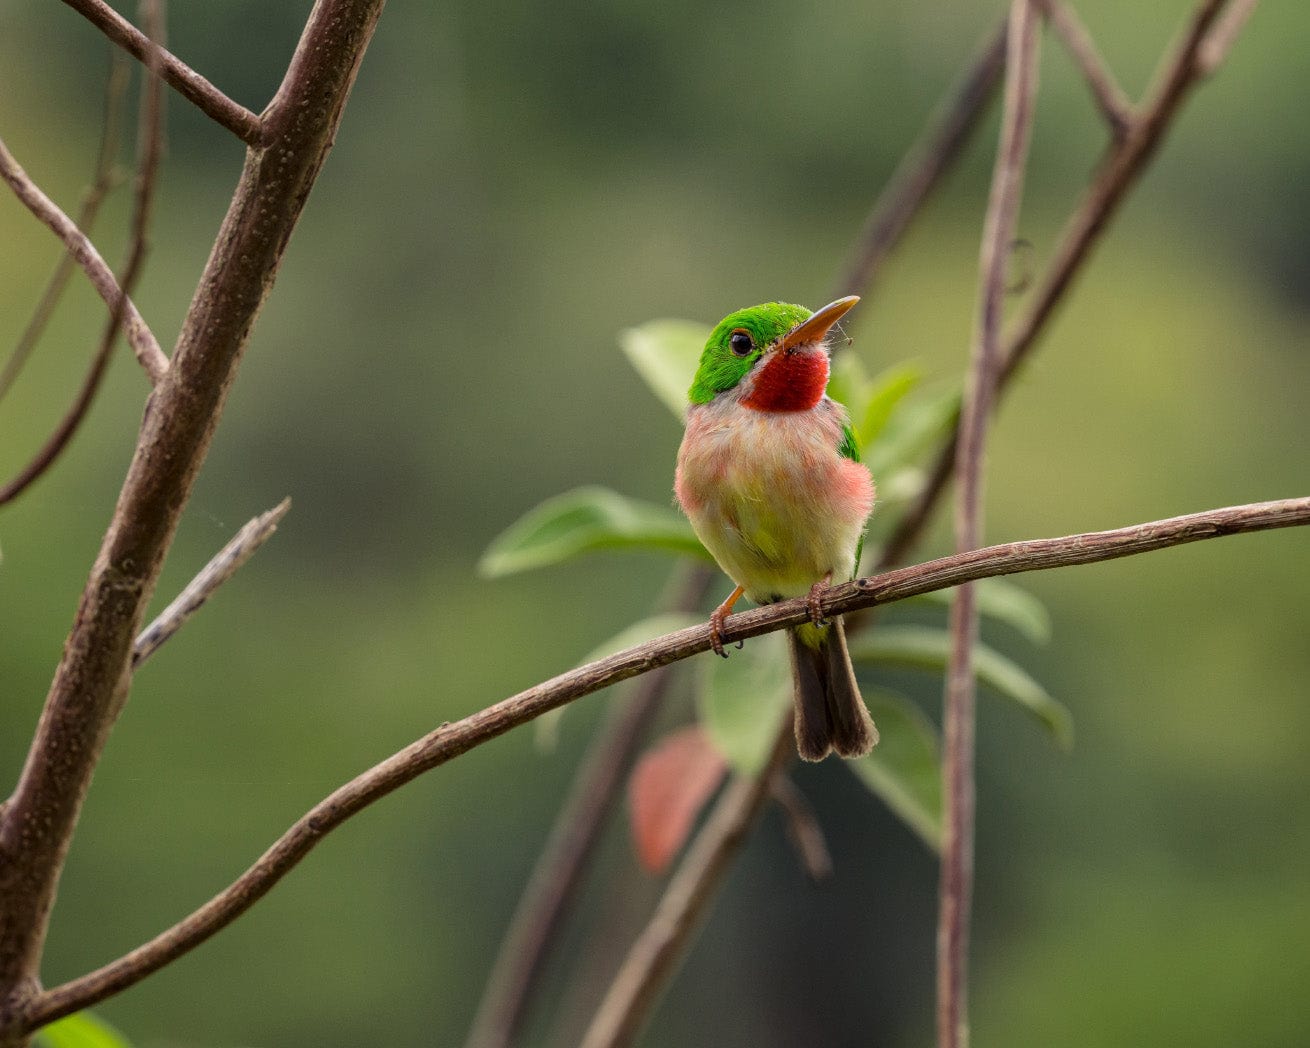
1,1,1307,1045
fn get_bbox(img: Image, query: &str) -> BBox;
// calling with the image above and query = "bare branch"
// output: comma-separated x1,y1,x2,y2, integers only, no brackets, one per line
879,0,1243,570
0,0,386,1026
941,4,1041,1046
59,0,263,146
1039,0,1134,136
771,775,832,883
0,51,130,404
1198,0,1259,73
16,495,1308,1034
0,137,167,384
833,21,1008,302
464,565,711,1048
132,500,290,668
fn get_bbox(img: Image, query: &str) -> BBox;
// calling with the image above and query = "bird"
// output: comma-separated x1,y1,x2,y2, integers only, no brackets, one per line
674,297,878,761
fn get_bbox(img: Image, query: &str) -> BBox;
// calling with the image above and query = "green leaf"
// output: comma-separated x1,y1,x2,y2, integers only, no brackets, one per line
910,578,1052,645
859,362,921,448
826,351,872,426
619,319,709,419
698,630,792,774
848,624,1073,748
536,613,703,749
847,689,942,851
867,382,962,477
35,1013,134,1048
479,486,710,577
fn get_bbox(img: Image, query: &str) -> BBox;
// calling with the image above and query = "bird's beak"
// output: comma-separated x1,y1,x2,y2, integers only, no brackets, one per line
778,296,860,353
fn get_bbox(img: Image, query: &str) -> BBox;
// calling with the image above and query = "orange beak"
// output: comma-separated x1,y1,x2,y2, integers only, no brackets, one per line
778,295,860,353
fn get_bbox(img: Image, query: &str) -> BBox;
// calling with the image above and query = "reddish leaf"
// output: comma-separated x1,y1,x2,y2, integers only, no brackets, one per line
627,726,728,874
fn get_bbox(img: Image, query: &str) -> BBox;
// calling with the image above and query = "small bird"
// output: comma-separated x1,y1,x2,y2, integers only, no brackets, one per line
675,297,878,761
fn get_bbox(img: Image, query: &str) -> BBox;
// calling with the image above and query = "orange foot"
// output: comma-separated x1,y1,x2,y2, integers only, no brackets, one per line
708,584,745,658
806,574,833,629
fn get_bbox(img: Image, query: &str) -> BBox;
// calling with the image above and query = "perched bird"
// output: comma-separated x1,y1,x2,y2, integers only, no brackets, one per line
675,297,878,761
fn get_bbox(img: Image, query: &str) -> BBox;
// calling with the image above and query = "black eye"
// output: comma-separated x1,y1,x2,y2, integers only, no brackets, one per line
728,329,753,357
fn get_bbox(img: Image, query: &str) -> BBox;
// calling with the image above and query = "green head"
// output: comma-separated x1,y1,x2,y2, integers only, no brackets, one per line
687,297,859,406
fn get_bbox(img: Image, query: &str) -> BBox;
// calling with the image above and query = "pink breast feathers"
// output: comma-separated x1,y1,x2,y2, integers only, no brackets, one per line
740,349,829,413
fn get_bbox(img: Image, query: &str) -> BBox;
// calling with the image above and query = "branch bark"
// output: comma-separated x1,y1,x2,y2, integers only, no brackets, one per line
15,496,1307,1035
1040,0,1134,136
940,4,1040,1046
59,0,263,145
0,0,385,1038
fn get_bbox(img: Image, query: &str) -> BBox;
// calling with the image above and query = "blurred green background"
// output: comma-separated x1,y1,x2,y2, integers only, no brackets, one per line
2,1,1308,1045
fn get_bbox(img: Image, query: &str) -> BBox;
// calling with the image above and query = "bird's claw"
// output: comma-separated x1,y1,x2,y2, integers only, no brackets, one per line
709,609,730,658
807,580,831,629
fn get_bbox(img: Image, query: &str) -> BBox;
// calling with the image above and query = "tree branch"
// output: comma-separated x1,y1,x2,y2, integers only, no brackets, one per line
59,0,263,146
132,499,291,668
0,0,386,1035
1039,0,1134,136
0,51,130,405
0,137,167,386
16,496,1307,1034
940,4,1040,1046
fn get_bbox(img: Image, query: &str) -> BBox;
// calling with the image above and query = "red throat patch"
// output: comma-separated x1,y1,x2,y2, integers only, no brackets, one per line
741,349,829,412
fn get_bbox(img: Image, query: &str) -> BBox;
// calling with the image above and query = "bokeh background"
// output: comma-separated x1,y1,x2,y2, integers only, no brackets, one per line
2,1,1308,1045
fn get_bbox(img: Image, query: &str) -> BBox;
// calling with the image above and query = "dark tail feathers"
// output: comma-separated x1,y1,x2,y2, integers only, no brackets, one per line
788,618,878,762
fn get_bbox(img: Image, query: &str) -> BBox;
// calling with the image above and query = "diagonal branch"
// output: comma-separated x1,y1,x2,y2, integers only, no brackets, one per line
132,499,291,668
0,137,167,385
1039,0,1134,136
0,51,130,405
17,496,1309,1035
940,4,1040,1047
59,0,263,146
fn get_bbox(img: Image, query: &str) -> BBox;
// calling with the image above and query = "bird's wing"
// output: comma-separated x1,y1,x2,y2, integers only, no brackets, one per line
837,418,861,463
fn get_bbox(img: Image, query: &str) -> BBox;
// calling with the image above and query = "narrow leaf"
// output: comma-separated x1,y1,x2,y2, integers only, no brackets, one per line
619,319,709,420
867,383,962,477
848,624,1073,748
535,612,703,749
910,577,1052,644
826,351,872,430
35,1013,134,1048
628,725,728,873
859,362,921,448
847,689,942,851
479,486,710,578
698,629,792,774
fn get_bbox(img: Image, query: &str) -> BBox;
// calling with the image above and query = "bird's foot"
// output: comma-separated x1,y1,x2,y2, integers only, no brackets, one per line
807,577,833,629
709,584,746,659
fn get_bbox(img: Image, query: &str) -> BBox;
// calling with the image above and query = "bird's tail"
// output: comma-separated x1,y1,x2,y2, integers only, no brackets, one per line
788,618,878,761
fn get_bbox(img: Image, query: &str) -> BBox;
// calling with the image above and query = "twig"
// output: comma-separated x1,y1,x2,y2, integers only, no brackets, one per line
132,500,291,668
833,21,1008,302
577,715,796,1048
0,5,167,509
0,138,167,385
940,4,1040,1047
0,0,386,1031
15,495,1308,1034
1039,0,1134,136
879,0,1242,570
59,0,263,146
0,51,130,404
1198,0,1259,73
770,774,832,882
464,565,712,1048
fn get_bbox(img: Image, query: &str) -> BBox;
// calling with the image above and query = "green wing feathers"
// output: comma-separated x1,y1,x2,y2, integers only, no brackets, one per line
837,419,861,463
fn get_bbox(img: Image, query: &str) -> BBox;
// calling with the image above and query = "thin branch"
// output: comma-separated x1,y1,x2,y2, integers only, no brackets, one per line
0,50,130,404
0,0,386,1029
59,0,263,146
464,565,712,1048
132,499,291,668
17,495,1309,1033
940,4,1040,1047
1039,0,1134,136
879,0,1242,569
833,21,1008,302
770,774,832,883
1198,0,1259,73
578,716,796,1048
0,6,167,509
0,137,167,385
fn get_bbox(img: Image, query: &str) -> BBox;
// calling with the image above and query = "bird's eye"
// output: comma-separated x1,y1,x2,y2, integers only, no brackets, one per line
728,329,753,357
